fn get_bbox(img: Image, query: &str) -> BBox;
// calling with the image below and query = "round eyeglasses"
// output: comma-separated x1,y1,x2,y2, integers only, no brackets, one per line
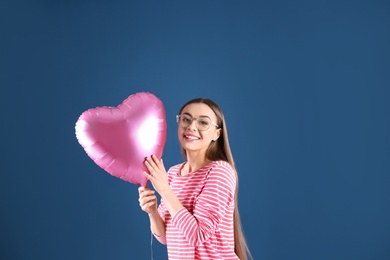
176,114,219,131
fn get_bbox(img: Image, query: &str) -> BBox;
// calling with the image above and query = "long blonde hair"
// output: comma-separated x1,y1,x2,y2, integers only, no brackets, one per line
178,98,252,260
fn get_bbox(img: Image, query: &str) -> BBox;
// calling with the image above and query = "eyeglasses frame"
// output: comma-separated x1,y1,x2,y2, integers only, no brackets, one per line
176,114,219,131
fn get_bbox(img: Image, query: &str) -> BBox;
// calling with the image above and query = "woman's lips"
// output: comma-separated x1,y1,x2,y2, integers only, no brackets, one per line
184,134,200,141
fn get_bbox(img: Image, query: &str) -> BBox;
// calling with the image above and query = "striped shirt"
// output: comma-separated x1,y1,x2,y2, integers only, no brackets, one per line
155,160,239,260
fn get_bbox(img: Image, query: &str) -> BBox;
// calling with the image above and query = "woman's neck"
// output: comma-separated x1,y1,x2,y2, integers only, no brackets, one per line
181,151,210,175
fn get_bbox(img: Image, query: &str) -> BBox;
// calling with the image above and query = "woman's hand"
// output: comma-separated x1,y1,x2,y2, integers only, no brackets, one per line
143,155,170,194
138,186,158,214
144,155,184,217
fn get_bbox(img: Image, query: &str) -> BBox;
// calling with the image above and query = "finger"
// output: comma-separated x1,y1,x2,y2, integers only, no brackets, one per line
141,201,156,212
147,201,156,208
138,186,148,194
151,154,160,164
146,156,159,170
139,190,155,201
140,196,156,208
152,155,162,169
152,155,166,172
144,160,155,174
140,192,156,200
143,171,154,180
152,155,165,169
139,190,155,198
139,196,156,206
139,193,155,203
138,187,152,196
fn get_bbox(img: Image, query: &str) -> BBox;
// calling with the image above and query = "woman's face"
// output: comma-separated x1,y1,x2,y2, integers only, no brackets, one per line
177,103,221,156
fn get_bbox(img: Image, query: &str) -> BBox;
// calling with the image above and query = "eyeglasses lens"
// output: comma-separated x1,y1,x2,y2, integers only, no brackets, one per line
177,115,211,131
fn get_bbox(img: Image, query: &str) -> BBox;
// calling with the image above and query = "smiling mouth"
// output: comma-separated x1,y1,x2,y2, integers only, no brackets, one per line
184,134,200,141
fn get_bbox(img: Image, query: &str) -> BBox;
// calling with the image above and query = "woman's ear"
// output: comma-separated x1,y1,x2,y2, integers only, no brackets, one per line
213,128,221,141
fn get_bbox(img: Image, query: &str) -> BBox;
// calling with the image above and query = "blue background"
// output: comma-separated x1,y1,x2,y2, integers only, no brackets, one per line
1,0,389,259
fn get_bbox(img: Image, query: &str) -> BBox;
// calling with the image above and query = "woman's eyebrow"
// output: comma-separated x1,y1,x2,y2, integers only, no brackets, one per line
182,112,192,117
182,112,211,119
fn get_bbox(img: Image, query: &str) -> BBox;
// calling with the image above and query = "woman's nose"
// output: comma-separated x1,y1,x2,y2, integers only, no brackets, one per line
187,119,197,130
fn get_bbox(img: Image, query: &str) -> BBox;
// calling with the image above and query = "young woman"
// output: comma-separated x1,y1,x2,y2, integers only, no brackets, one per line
138,98,251,260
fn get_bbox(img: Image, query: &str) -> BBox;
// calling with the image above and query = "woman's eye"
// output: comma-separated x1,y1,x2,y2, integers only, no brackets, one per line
199,120,209,126
182,117,191,123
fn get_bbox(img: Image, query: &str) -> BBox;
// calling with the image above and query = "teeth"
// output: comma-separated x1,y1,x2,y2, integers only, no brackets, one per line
186,135,199,140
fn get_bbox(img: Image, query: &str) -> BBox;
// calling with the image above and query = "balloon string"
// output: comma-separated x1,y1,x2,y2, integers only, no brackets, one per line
150,230,154,260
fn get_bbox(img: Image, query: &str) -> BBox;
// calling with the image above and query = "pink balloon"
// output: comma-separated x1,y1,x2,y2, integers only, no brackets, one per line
75,92,166,186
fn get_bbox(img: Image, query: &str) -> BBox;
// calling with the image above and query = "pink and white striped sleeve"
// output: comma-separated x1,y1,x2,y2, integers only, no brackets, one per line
153,197,167,244
171,164,236,246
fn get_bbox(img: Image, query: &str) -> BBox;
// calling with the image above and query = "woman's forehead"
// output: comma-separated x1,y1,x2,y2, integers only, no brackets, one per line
182,103,216,118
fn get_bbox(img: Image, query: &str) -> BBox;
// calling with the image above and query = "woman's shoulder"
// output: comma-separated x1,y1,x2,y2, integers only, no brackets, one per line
206,160,236,190
208,160,236,179
210,160,234,171
167,163,183,174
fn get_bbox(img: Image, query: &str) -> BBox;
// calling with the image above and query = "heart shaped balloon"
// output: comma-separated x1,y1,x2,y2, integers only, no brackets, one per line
75,92,166,186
